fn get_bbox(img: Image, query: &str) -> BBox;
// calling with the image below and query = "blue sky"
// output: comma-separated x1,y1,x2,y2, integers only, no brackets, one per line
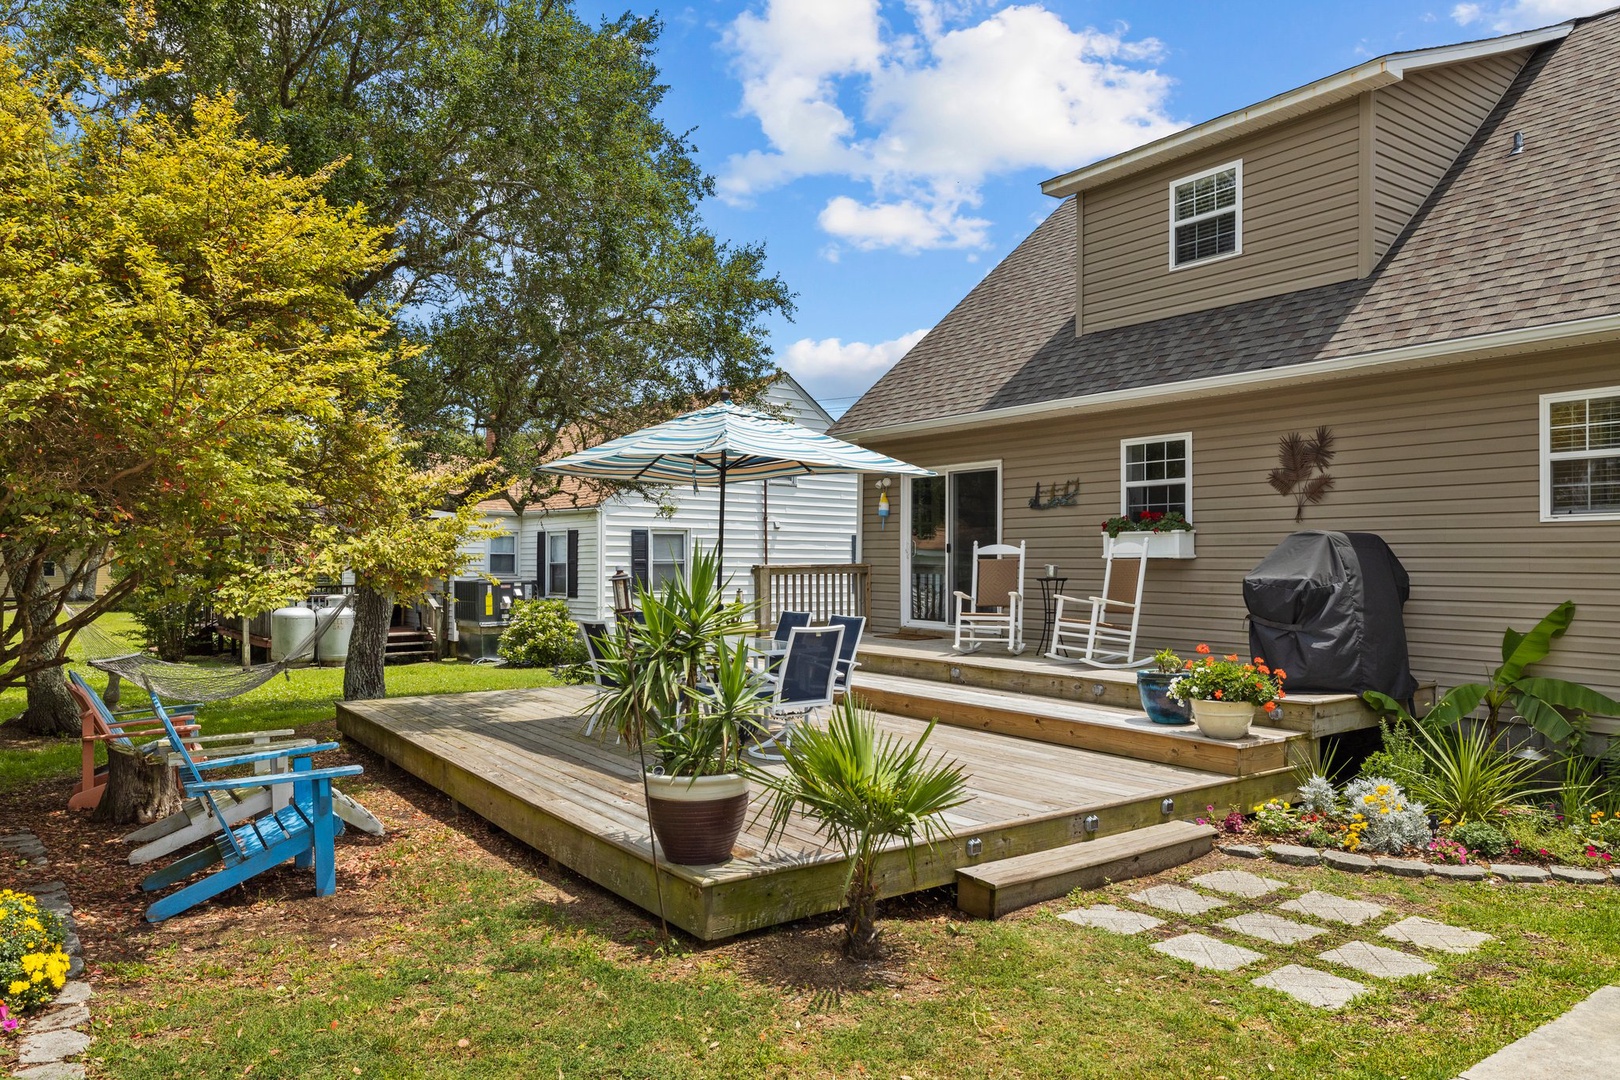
576,0,1605,415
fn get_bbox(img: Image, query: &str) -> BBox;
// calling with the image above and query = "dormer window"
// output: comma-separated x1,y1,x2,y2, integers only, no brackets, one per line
1169,161,1241,269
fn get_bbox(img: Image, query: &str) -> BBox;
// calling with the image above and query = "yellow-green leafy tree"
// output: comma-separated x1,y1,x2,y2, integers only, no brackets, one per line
0,43,415,732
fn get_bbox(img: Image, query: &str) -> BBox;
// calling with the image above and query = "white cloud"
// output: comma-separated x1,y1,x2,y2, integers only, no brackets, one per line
818,195,990,252
779,329,929,405
721,2,1179,252
1450,0,1604,30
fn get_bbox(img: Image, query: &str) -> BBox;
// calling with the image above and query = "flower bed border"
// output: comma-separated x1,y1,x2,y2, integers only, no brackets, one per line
1221,842,1620,885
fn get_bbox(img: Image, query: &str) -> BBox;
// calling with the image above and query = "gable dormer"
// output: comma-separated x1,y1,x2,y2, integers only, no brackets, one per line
1042,24,1569,336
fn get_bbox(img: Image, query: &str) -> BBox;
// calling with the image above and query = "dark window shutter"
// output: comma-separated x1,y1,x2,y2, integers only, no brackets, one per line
630,529,650,589
536,531,546,595
566,529,580,598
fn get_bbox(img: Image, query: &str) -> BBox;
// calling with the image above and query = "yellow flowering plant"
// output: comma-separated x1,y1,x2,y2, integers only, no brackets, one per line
0,889,71,1013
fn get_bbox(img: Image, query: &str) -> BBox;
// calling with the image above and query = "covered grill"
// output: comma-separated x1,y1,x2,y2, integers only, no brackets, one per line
1244,531,1417,702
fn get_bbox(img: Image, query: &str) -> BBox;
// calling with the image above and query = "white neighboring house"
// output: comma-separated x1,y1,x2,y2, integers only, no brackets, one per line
456,375,858,638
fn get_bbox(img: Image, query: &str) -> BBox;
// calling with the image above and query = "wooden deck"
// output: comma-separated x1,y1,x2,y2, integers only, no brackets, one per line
336,686,1295,941
857,636,1381,738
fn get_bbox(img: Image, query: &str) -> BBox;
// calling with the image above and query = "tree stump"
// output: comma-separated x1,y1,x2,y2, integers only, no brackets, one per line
90,742,182,826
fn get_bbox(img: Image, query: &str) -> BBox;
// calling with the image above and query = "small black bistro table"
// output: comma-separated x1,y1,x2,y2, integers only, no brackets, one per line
1033,576,1068,657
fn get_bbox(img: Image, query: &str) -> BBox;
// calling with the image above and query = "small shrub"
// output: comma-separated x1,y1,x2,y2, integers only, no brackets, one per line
497,599,586,669
1342,776,1431,854
0,889,71,1013
1297,774,1337,815
1359,718,1426,785
1451,820,1509,858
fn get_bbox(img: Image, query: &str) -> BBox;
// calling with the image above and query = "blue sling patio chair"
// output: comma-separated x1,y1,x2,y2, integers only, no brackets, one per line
827,614,866,695
132,694,362,922
745,623,845,762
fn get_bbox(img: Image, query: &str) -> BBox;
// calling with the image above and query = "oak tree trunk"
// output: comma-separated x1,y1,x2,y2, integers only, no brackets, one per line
343,583,392,701
15,563,78,737
90,743,182,826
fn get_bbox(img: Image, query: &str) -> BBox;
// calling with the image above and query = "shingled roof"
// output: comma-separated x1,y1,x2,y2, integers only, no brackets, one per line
834,10,1620,437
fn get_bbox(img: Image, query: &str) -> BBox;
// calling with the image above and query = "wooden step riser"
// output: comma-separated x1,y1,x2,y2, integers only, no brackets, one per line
858,649,1370,737
957,827,1217,920
854,683,1289,777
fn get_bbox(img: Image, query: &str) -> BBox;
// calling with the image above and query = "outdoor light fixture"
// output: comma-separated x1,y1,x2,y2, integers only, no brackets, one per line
1083,815,1100,834
874,477,892,529
1162,798,1175,815
966,838,983,857
610,567,633,616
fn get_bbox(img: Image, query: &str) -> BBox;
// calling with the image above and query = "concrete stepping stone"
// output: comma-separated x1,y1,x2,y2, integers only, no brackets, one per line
1151,932,1264,972
1277,890,1385,926
1251,964,1369,1010
29,1004,90,1035
1549,866,1608,885
1222,844,1265,859
1058,905,1164,935
1318,941,1437,979
1267,844,1322,866
13,1064,87,1079
17,1029,92,1066
1431,864,1488,881
1492,863,1550,883
1321,850,1375,873
1127,884,1228,916
1379,916,1493,954
1217,912,1329,946
52,982,91,1007
1190,870,1289,898
1376,857,1430,878
1458,984,1620,1079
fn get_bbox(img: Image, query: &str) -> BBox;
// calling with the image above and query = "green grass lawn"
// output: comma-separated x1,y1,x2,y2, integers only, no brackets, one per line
0,612,560,791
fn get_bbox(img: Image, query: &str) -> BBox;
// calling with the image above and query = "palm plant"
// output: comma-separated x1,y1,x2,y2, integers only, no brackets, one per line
748,696,968,960
586,546,758,776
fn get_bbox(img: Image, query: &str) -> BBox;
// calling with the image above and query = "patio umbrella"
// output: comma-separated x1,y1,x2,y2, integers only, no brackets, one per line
537,399,934,557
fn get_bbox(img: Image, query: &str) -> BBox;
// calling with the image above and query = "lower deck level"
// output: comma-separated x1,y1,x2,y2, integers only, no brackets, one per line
336,686,1295,940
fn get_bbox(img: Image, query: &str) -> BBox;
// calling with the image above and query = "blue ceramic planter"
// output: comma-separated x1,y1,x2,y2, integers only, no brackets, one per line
1136,671,1192,725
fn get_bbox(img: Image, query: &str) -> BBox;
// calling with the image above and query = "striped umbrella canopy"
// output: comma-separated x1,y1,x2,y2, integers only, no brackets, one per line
537,400,933,555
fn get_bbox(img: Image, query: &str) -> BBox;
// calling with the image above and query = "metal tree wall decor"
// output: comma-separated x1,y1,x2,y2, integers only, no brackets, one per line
1268,425,1337,522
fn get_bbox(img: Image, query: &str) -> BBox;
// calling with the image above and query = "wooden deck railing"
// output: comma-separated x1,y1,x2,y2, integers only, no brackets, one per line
752,563,871,628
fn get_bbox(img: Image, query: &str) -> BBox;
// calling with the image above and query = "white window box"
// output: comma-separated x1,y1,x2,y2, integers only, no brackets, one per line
1101,531,1196,560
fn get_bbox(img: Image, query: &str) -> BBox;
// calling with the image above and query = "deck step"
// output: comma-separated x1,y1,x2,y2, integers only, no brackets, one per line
856,640,1377,739
956,820,1217,920
851,671,1298,777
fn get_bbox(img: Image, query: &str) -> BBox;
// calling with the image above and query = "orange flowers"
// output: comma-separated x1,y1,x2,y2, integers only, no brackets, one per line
1213,689,1224,700
1224,653,1240,662
1195,643,1211,654
1263,701,1278,712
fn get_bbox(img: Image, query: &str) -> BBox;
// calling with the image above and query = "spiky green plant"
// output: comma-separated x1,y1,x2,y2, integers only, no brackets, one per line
748,696,969,960
1405,722,1545,824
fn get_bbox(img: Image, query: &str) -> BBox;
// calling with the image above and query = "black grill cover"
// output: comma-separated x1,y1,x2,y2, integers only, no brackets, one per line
1244,531,1417,702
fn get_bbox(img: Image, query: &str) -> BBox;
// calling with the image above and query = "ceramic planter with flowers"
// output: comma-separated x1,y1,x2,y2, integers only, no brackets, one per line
1167,645,1287,740
1136,647,1192,725
1100,511,1195,559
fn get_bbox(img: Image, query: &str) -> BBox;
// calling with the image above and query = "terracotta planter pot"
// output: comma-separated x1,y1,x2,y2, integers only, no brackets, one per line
1189,698,1256,741
1136,671,1191,725
643,772,749,865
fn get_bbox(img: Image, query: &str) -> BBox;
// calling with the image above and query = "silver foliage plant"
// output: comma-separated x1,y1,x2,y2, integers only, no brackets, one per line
1342,776,1431,853
1297,774,1338,815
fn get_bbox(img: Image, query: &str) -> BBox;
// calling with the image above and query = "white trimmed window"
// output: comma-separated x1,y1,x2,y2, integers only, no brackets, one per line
488,534,516,575
1121,434,1192,521
1169,161,1241,269
1542,387,1620,520
651,531,686,589
546,532,568,595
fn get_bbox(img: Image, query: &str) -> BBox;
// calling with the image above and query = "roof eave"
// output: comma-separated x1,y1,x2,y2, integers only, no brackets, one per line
1040,21,1573,199
837,312,1620,442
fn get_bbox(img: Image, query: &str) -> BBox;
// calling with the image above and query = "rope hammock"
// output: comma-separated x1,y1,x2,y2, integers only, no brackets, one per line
69,597,354,703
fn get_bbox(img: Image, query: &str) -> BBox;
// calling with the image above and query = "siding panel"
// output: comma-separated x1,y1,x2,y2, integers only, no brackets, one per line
1081,102,1363,332
1372,52,1528,258
856,345,1620,700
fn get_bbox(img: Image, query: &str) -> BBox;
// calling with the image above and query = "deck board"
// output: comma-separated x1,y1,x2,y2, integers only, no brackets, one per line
337,686,1296,939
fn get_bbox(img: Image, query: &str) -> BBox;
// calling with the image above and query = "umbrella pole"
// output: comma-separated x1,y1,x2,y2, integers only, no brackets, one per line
716,452,727,562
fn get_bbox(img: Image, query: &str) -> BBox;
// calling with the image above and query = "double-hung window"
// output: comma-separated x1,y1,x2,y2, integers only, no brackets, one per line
488,534,516,575
651,531,686,589
1121,434,1191,521
1170,162,1241,269
1542,387,1620,520
546,533,569,595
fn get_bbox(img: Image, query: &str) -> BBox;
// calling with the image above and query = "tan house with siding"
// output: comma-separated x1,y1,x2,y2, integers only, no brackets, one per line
832,12,1620,710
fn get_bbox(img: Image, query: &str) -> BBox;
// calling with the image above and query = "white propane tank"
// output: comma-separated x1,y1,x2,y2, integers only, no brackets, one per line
270,604,317,663
317,603,356,666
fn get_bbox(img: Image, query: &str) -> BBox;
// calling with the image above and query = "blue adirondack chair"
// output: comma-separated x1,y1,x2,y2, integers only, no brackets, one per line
135,695,362,923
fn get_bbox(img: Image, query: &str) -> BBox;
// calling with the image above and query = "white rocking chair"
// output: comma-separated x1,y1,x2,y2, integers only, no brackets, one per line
1047,539,1150,667
953,541,1026,654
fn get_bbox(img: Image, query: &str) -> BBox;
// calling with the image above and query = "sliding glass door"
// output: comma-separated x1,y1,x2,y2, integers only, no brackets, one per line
904,464,1000,627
